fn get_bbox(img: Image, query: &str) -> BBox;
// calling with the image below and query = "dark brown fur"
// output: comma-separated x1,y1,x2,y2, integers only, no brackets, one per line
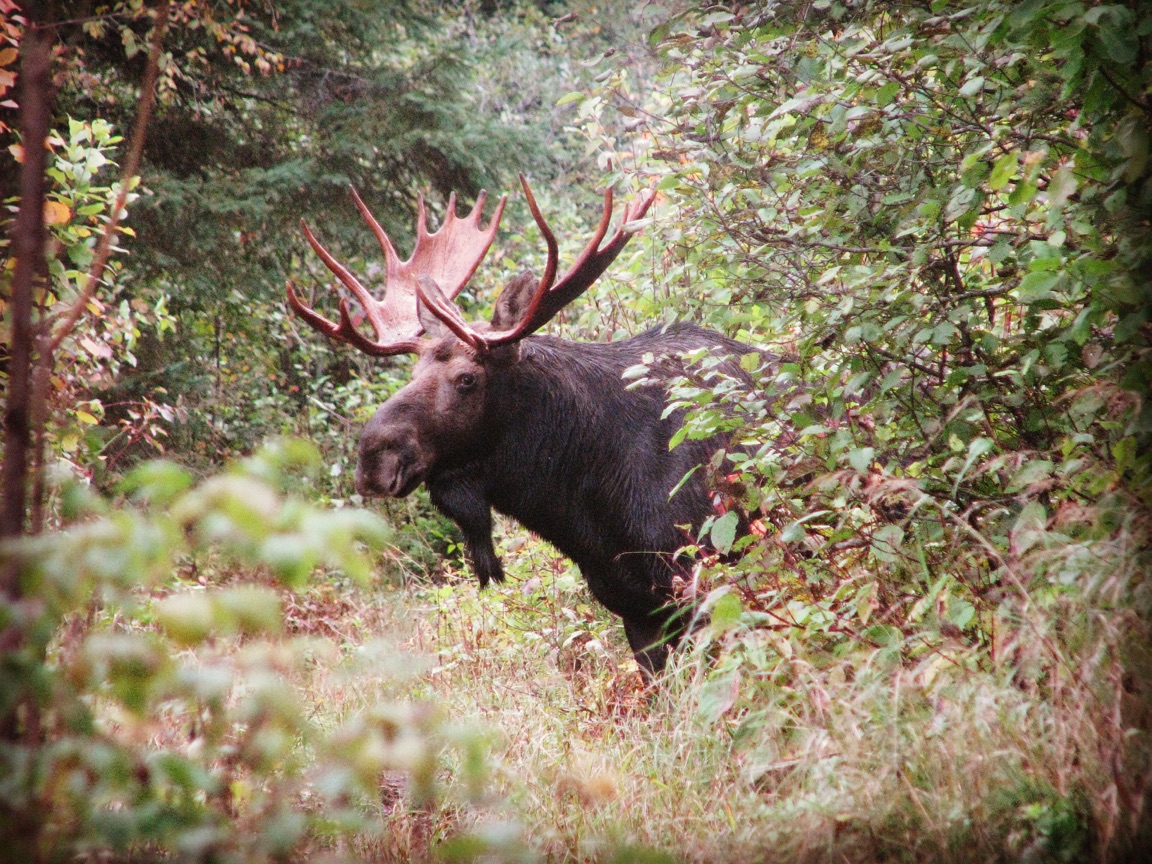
356,281,752,676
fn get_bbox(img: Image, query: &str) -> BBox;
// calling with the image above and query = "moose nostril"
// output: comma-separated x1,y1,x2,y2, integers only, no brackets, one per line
387,459,403,493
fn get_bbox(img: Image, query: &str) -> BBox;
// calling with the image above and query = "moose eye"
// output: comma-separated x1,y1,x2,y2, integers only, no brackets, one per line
455,373,477,393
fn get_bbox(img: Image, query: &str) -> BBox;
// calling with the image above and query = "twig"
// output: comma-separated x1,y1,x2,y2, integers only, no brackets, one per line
45,0,171,354
864,343,944,381
1098,65,1152,116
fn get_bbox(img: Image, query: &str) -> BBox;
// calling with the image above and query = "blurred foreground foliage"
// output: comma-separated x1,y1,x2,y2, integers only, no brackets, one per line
0,440,467,862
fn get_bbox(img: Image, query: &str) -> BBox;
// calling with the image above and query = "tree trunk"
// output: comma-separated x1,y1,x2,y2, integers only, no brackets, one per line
0,9,51,558
0,14,53,864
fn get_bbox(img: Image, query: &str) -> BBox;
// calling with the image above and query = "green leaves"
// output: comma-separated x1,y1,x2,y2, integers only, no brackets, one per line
988,152,1018,191
1010,501,1048,556
154,593,216,646
848,447,876,475
120,460,194,506
1016,271,1061,303
638,0,1150,709
697,667,740,723
156,585,283,646
710,511,740,555
959,75,986,97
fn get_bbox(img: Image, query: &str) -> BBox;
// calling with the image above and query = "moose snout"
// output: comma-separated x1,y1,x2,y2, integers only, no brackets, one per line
355,442,424,498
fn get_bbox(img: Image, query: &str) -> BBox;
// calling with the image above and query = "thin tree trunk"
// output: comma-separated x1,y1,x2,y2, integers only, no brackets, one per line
0,14,53,864
1,7,169,862
0,9,51,559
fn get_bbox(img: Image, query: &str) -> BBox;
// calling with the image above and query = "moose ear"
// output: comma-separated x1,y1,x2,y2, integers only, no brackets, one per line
416,293,450,339
491,271,538,331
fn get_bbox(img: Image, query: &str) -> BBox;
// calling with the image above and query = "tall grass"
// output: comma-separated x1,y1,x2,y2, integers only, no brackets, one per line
272,514,1149,863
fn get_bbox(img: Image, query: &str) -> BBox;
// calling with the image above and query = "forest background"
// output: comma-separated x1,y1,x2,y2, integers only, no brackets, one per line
1,1,1150,862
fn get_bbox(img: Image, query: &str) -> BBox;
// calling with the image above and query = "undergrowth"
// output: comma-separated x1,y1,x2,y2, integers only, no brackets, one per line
284,518,1148,863
7,446,1146,863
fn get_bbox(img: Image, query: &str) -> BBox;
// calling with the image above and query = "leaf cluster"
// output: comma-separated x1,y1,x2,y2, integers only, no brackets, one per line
0,440,505,861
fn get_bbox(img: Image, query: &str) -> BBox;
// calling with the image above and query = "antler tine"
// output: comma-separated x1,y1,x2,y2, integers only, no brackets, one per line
415,193,431,240
289,186,507,356
299,218,392,337
415,276,484,351
480,174,562,345
335,296,421,355
350,186,401,269
409,189,507,301
549,185,616,303
287,275,421,356
520,175,560,294
476,179,657,348
286,278,341,339
548,183,656,303
440,190,506,299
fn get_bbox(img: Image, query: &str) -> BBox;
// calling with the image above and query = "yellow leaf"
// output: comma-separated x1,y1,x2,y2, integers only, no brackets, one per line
118,225,136,237
0,48,17,67
79,335,113,359
44,200,71,224
75,410,99,425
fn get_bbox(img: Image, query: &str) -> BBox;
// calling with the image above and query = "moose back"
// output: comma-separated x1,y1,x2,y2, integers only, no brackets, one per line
287,177,751,676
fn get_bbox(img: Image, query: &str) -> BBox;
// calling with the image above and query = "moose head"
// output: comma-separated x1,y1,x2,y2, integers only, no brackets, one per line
287,177,749,678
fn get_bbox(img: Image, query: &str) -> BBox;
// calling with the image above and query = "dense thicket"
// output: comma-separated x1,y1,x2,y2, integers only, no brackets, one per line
636,0,1151,658
590,2,1151,855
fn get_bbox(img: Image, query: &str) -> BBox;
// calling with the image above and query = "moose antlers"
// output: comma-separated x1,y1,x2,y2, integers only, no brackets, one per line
287,175,656,356
287,188,506,356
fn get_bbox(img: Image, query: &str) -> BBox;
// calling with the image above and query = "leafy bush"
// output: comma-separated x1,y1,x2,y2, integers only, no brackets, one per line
562,0,1152,854
2,116,179,489
0,440,518,862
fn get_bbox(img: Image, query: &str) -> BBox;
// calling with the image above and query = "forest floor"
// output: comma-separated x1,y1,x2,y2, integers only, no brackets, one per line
144,520,1141,864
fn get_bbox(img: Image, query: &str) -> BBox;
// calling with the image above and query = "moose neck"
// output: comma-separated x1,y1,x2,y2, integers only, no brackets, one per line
469,334,676,538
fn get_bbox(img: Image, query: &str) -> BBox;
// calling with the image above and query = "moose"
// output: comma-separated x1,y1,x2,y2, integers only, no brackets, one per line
287,176,755,677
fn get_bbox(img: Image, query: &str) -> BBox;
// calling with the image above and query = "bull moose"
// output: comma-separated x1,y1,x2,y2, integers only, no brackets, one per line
287,176,754,676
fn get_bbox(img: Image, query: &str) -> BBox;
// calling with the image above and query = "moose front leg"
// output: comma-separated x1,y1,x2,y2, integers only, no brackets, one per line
429,475,505,587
